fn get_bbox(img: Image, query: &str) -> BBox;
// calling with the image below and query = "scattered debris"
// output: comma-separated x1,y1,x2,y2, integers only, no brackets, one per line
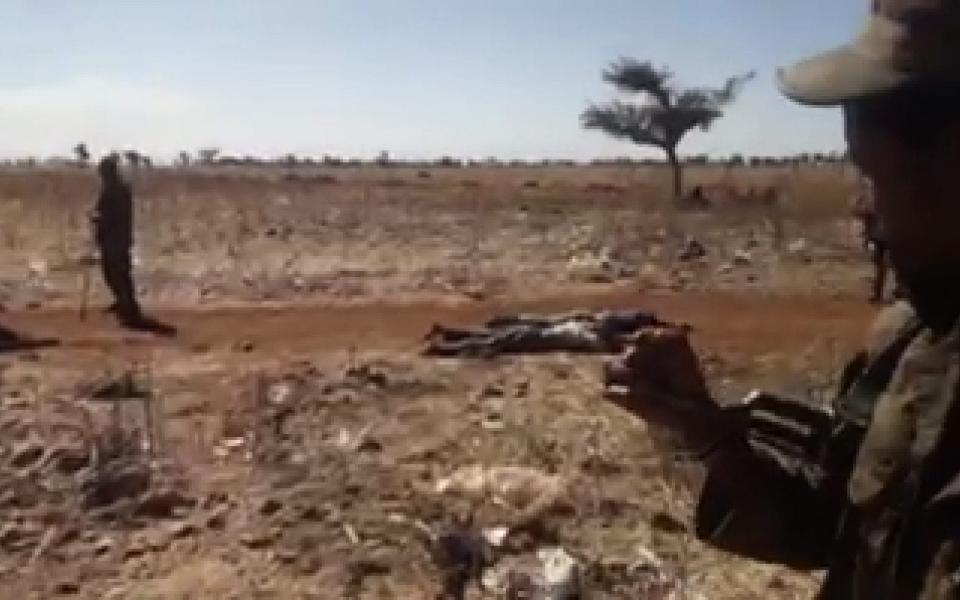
84,370,150,400
482,526,510,548
537,547,581,600
135,488,194,519
436,465,565,518
732,249,753,266
678,237,707,261
432,525,494,600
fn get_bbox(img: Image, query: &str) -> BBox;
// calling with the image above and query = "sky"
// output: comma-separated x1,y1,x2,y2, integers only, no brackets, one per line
0,1,863,162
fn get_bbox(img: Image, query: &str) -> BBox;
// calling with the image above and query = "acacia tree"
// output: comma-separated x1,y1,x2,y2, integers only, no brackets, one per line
73,142,90,167
123,150,143,168
582,59,753,199
197,147,220,165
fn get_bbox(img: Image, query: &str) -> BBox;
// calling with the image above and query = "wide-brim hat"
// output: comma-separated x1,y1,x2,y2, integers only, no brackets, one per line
778,0,960,105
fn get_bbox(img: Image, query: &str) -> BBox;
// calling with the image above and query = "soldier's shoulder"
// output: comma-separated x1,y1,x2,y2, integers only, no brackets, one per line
865,301,919,358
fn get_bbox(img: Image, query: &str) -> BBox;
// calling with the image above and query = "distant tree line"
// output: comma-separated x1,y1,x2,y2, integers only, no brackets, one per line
0,142,849,170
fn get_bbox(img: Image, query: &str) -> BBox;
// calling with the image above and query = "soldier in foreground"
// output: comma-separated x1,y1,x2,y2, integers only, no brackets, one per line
604,1,960,597
94,156,175,336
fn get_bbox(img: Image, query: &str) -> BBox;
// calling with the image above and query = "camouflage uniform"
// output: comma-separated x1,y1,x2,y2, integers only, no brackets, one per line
696,303,960,598
94,157,141,323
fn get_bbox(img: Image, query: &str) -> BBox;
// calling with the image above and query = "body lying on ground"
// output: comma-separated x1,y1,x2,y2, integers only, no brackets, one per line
423,310,665,357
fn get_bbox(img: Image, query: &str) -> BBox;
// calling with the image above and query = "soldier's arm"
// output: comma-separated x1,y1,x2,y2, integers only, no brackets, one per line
603,326,868,570
693,392,856,570
694,304,920,570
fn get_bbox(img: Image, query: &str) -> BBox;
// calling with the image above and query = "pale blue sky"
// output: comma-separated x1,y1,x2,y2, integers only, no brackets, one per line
0,1,862,161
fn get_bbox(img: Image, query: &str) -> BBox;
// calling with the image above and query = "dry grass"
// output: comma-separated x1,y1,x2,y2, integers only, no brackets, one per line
0,163,871,599
0,163,864,310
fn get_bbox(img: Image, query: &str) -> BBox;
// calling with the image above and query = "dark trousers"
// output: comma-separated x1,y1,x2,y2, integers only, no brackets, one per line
99,240,140,319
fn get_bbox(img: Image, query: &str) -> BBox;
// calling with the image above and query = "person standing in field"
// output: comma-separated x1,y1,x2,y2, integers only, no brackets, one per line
852,177,893,302
93,155,175,336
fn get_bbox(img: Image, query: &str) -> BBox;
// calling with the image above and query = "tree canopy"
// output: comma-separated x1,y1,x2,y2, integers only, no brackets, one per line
582,58,754,198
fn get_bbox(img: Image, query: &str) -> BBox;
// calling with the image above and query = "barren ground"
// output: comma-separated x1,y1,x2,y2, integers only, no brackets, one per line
0,164,877,599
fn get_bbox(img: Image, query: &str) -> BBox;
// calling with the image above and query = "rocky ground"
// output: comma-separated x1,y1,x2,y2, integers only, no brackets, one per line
0,165,875,599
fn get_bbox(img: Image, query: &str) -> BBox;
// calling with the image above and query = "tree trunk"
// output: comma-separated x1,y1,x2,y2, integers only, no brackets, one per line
666,147,683,201
661,147,683,254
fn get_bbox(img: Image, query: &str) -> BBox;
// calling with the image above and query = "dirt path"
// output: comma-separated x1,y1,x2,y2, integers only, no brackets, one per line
0,288,877,600
0,288,876,362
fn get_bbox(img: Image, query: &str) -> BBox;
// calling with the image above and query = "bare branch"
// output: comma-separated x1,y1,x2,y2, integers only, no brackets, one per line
712,71,756,105
581,102,671,149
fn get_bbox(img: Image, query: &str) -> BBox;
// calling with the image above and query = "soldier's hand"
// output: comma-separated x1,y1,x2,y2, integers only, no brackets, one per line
603,325,724,450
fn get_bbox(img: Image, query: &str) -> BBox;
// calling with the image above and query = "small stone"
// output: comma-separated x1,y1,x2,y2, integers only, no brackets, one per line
651,512,686,533
732,250,753,266
52,446,90,475
206,508,229,530
274,548,298,564
236,340,256,353
222,437,246,450
479,384,504,398
678,238,707,262
538,547,580,599
769,574,788,590
480,417,505,432
83,464,151,509
0,523,30,548
135,488,194,519
166,521,198,540
3,394,30,409
787,238,808,256
122,545,147,561
268,383,294,405
93,537,114,556
10,441,44,469
351,557,390,577
356,438,382,453
482,527,510,548
240,530,275,549
514,381,530,398
103,587,127,600
635,545,664,570
259,498,283,517
53,581,79,595
483,397,506,413
297,505,325,522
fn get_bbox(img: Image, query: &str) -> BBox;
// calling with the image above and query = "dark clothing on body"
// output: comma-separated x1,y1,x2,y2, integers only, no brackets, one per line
425,310,664,357
95,179,141,322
